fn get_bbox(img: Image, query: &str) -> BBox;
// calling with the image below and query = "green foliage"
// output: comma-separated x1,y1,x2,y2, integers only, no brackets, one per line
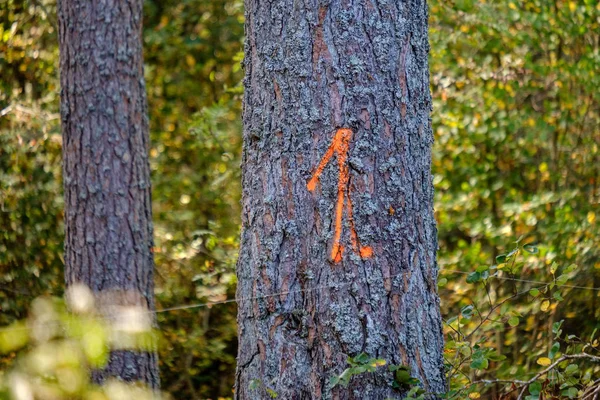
330,353,387,388
442,244,600,399
330,238,600,399
248,379,278,398
0,0,63,375
389,364,426,398
430,0,600,328
143,1,244,395
429,0,600,397
329,357,428,398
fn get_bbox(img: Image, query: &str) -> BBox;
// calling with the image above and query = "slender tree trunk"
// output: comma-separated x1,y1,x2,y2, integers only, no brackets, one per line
236,0,445,399
58,0,159,388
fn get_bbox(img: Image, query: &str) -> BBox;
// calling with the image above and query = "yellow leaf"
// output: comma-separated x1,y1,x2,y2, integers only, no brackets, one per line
371,359,386,367
185,54,196,68
587,212,596,224
569,1,576,12
540,300,551,312
469,392,481,399
158,15,169,29
537,357,552,366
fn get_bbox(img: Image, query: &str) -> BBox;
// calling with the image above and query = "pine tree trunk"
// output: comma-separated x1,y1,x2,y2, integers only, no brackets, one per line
236,0,445,398
58,0,159,388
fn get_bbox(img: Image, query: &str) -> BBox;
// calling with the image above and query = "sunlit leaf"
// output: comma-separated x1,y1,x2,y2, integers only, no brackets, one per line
537,357,552,366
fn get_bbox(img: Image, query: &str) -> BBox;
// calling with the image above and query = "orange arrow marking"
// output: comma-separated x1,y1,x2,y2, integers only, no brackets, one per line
307,128,373,263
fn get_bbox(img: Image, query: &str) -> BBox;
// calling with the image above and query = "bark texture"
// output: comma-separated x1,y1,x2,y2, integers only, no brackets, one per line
236,0,445,398
58,0,159,388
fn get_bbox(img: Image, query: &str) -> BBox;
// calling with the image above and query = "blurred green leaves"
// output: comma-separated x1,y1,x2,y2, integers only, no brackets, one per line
0,288,164,400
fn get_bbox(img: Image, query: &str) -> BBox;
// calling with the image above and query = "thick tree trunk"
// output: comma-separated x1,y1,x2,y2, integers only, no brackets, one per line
236,0,445,398
58,0,159,388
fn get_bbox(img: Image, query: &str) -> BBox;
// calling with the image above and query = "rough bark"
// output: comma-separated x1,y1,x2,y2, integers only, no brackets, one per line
58,0,159,388
236,0,445,398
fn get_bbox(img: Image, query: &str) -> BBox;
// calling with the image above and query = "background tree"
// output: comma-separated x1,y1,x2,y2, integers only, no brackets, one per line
57,0,159,387
0,0,245,396
235,0,446,398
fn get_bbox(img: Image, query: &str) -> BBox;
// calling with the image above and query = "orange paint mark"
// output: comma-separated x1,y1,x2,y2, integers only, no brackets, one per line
359,246,373,258
333,245,344,263
307,128,373,263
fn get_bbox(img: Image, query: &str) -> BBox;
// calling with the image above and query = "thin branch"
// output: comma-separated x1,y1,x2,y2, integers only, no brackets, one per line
516,353,600,400
464,284,543,341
